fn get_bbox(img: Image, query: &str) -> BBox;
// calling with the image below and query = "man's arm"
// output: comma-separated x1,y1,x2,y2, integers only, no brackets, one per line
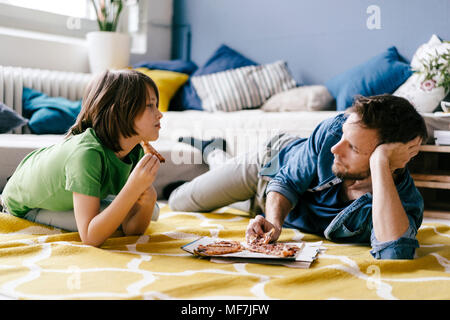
246,191,293,242
369,137,421,242
370,157,409,241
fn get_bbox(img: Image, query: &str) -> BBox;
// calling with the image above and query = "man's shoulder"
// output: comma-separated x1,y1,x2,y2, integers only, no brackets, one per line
309,112,347,149
319,112,347,135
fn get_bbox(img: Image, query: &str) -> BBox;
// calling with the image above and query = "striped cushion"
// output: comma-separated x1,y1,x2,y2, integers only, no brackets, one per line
191,60,297,112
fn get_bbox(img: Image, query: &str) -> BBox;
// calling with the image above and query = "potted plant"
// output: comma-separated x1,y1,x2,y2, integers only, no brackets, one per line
416,47,450,111
86,0,131,74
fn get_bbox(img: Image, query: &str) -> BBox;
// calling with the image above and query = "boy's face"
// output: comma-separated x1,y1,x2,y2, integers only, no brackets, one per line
134,86,162,141
330,113,380,180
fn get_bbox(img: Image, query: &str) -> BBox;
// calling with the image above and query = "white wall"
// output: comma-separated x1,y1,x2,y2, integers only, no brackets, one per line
0,0,173,73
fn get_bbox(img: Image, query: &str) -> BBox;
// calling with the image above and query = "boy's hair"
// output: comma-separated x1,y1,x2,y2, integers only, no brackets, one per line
347,94,428,144
67,69,159,152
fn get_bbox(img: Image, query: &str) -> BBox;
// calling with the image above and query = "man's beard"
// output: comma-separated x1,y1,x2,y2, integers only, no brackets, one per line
332,163,371,180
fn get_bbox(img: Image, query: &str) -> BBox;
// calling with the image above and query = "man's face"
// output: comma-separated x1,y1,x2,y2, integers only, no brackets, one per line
330,113,380,180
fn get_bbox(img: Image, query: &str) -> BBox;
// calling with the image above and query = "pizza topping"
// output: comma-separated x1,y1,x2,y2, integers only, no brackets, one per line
246,242,300,257
246,228,299,257
194,240,244,256
247,228,275,245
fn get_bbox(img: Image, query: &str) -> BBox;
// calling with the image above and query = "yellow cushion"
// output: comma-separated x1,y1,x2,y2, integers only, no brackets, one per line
134,68,189,112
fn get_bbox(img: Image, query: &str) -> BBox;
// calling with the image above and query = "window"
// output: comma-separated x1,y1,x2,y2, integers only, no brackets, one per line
0,0,94,19
0,0,147,53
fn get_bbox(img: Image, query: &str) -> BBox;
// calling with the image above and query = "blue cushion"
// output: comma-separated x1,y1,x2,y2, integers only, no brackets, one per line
175,44,259,111
0,102,28,133
22,87,82,134
325,47,412,111
132,59,198,75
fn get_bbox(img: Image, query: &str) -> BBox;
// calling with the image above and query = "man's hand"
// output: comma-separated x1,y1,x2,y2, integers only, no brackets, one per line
369,136,422,243
370,136,422,172
246,191,293,244
245,215,281,243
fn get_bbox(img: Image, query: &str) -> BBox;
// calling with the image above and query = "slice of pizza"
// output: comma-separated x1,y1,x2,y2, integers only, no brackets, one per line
140,141,165,163
247,242,300,257
247,228,275,245
194,240,244,256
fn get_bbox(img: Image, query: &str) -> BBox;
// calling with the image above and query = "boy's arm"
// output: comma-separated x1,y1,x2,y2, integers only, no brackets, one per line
73,154,160,247
73,182,142,247
121,185,157,235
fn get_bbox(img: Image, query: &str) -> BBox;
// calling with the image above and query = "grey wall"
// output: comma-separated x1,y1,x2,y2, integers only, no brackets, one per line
172,0,450,85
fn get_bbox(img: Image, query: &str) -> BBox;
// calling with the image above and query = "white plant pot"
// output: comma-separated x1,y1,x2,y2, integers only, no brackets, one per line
86,31,131,74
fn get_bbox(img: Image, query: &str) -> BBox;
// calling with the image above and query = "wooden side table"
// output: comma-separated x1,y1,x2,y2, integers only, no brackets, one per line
409,145,450,220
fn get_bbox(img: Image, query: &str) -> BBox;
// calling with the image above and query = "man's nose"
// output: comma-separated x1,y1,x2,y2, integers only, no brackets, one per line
331,140,343,155
331,141,341,155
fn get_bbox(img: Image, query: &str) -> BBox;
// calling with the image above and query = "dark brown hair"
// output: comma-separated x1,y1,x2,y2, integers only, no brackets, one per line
347,94,428,144
66,69,159,152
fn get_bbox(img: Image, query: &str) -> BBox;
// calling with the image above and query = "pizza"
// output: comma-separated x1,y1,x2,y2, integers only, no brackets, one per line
246,242,300,257
194,240,244,256
246,228,299,257
140,141,165,163
247,228,275,245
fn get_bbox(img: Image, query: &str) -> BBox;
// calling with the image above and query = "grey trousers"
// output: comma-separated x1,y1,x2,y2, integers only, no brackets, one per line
1,195,160,232
168,133,299,216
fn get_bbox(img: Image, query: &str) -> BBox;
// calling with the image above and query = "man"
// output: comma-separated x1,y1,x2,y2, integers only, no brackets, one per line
168,94,427,259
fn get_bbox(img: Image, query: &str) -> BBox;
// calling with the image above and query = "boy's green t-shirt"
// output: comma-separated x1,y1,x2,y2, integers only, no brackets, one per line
2,128,144,217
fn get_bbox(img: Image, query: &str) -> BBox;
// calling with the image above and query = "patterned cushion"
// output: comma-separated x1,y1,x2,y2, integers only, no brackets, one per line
191,60,296,112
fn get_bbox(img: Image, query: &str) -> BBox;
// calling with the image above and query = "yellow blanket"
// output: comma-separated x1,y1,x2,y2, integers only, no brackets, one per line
0,204,449,300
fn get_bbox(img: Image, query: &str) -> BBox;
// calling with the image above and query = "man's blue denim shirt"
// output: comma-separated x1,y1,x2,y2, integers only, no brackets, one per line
259,113,424,259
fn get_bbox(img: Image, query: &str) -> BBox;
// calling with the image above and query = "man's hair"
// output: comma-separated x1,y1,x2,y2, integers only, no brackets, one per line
347,94,428,144
66,69,159,152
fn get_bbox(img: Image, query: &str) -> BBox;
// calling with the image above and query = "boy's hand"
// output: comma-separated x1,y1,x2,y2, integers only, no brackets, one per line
127,154,160,194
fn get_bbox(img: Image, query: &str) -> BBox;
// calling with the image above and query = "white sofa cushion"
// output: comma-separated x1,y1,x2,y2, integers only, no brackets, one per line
261,85,334,112
160,109,341,155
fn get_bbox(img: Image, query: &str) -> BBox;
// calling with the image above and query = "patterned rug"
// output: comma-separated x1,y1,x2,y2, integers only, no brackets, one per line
0,203,449,300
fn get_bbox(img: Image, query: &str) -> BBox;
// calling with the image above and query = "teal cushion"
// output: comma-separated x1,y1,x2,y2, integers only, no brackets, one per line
22,87,81,134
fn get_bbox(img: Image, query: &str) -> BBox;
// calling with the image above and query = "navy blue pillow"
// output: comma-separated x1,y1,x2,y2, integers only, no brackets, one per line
0,102,28,133
132,59,198,75
325,46,412,111
22,87,82,134
175,44,259,111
